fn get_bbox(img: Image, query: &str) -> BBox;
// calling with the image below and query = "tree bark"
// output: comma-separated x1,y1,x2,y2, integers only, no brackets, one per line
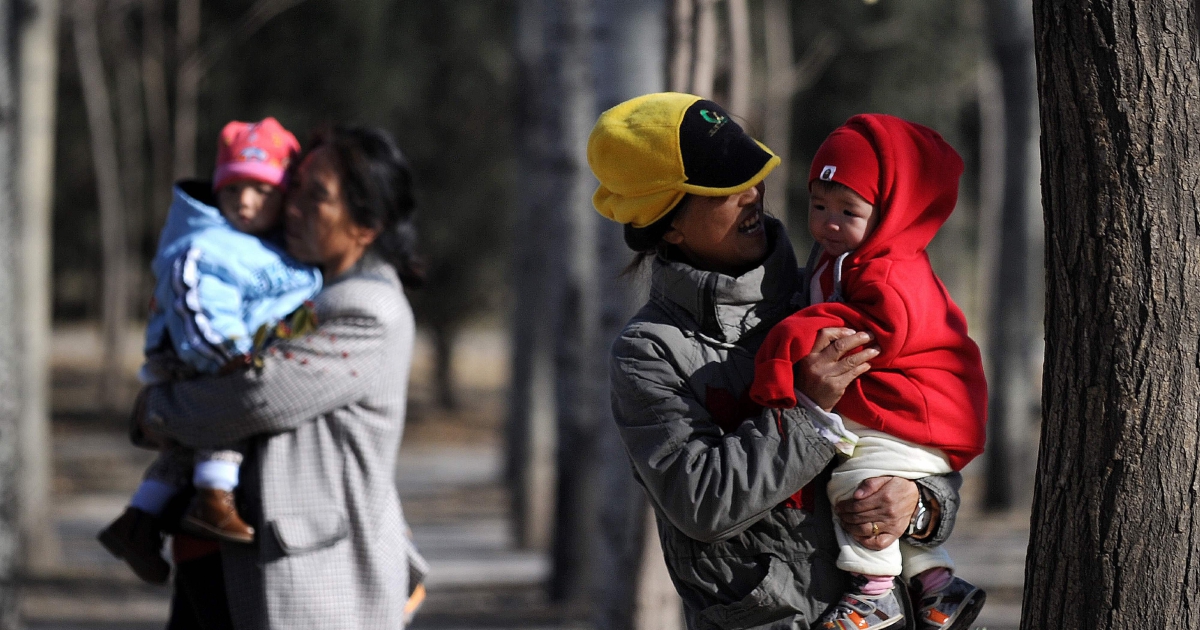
73,0,129,411
17,0,61,574
725,0,750,118
981,0,1038,511
109,2,146,283
1024,1,1200,628
0,1,20,623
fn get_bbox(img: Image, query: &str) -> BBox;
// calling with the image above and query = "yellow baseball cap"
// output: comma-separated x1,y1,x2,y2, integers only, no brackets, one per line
587,92,780,228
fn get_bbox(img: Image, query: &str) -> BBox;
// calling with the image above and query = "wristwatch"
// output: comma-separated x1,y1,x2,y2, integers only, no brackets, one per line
906,484,934,539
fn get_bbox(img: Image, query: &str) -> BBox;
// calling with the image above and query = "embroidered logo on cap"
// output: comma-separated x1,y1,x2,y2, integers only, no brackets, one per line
699,109,729,136
820,165,837,180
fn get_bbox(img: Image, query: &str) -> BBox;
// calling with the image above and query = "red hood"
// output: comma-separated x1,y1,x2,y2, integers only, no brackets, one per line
841,114,964,265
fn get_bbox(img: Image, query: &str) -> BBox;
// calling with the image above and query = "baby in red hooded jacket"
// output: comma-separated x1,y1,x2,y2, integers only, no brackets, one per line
750,114,988,630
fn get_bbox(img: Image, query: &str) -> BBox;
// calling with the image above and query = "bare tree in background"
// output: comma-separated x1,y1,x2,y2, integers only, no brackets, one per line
689,0,716,98
761,0,837,230
1024,1,1200,627
592,0,680,626
73,0,129,411
18,0,62,573
980,0,1038,511
140,0,172,224
544,0,601,607
668,0,691,92
0,0,21,624
725,0,749,117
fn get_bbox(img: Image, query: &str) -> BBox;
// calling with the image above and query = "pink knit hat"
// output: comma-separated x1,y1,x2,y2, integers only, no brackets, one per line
213,117,300,190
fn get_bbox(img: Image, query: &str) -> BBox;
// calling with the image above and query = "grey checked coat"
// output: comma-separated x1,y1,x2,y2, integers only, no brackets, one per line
610,219,960,629
146,255,418,630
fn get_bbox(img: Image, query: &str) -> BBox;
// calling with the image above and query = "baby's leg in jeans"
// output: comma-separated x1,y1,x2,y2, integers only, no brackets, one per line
130,445,193,515
193,449,243,491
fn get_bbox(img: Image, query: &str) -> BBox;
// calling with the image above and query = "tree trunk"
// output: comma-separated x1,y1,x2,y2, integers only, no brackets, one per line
73,0,129,411
725,0,750,118
981,0,1038,511
1024,2,1200,628
109,3,146,291
432,323,458,410
173,0,199,179
689,0,716,99
141,0,172,226
668,0,692,93
17,0,61,574
544,0,599,607
507,0,568,553
591,0,680,627
0,1,20,623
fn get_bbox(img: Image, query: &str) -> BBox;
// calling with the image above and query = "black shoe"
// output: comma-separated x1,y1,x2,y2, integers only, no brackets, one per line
97,507,171,584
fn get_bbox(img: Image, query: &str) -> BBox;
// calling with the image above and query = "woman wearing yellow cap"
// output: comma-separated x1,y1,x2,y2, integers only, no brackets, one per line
590,93,962,628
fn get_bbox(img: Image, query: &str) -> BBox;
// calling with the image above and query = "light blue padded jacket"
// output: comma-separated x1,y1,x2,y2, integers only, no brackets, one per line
144,181,322,375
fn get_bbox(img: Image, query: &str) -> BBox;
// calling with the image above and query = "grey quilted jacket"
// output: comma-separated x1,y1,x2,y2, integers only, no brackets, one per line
145,255,418,630
609,219,960,630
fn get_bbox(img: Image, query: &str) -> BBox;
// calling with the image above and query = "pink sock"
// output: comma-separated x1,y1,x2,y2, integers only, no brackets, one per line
854,573,895,596
916,567,953,594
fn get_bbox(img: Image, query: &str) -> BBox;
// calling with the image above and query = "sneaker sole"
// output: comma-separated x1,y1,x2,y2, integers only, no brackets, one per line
942,589,986,630
181,516,255,544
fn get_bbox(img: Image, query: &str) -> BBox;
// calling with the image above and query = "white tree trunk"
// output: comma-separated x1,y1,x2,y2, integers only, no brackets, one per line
725,0,751,118
690,0,716,98
17,0,61,574
668,0,692,92
73,0,129,411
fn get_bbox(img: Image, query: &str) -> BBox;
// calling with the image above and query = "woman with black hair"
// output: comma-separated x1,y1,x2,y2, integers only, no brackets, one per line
139,126,427,630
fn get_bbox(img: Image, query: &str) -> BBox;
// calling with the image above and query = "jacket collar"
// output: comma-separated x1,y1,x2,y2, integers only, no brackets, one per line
649,217,802,344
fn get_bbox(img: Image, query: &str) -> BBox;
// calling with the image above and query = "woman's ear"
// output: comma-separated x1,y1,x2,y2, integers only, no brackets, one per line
353,224,381,247
662,225,684,246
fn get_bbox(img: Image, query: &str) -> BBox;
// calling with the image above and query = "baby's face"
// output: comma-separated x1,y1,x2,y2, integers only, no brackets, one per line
808,184,879,257
218,180,284,235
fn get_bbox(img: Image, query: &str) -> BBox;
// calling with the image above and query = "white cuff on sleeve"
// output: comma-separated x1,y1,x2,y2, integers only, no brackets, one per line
795,392,858,456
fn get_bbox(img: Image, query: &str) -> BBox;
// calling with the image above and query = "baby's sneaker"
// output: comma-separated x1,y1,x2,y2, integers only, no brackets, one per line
913,575,986,630
818,582,905,630
182,488,255,543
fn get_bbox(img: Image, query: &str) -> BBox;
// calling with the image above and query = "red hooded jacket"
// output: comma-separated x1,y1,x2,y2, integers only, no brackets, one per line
749,114,987,470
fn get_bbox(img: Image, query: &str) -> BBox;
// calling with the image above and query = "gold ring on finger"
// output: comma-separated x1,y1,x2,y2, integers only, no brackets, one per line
871,522,879,536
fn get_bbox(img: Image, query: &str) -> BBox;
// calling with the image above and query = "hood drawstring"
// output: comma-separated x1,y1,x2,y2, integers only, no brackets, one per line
829,252,850,303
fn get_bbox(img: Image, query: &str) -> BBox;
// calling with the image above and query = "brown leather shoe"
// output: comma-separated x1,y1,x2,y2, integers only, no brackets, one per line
97,507,171,584
181,488,255,543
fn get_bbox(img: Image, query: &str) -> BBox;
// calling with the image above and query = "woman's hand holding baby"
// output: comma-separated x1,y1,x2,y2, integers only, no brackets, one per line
795,328,880,411
834,476,920,550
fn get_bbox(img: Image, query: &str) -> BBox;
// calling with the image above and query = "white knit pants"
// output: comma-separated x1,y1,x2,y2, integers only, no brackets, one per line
828,422,954,578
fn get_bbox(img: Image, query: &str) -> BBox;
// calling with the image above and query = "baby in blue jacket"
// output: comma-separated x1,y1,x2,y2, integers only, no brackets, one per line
99,118,321,582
